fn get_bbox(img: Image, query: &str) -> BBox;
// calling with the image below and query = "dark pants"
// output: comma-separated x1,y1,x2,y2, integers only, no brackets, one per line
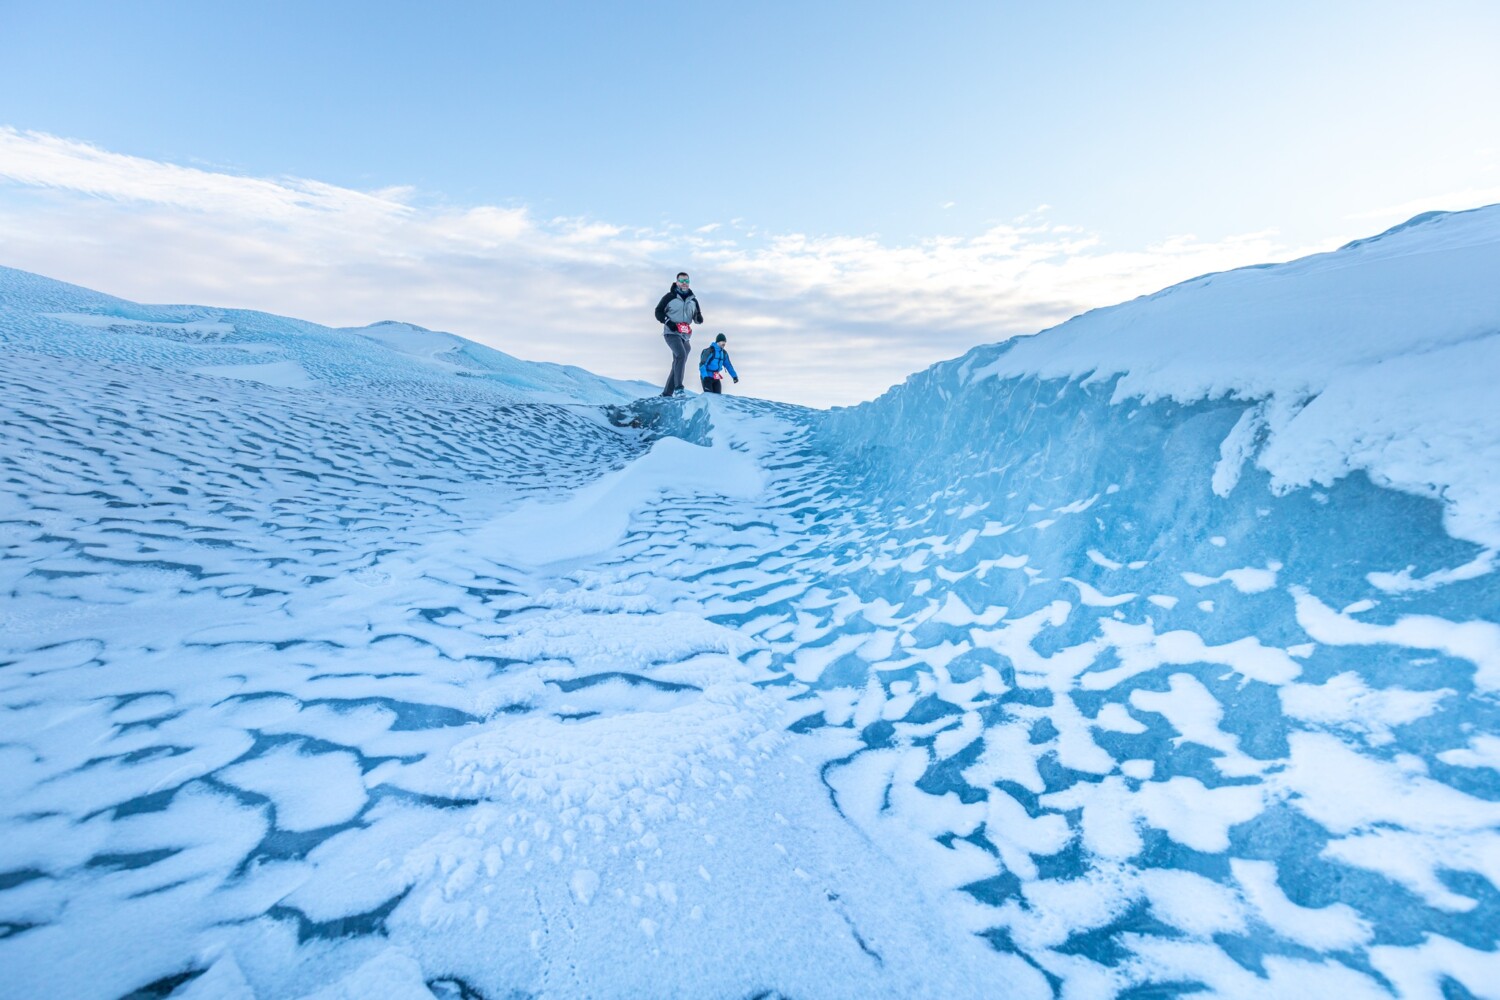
661,333,690,395
701,377,722,394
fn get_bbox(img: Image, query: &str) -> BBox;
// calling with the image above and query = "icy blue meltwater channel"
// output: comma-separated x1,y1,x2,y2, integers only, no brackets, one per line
2,229,1499,1000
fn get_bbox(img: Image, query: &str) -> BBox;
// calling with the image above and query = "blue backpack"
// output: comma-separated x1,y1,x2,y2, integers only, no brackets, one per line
700,344,725,374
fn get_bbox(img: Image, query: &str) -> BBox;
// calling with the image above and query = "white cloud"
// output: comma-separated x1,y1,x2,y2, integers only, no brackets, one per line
0,129,408,221
0,127,1340,408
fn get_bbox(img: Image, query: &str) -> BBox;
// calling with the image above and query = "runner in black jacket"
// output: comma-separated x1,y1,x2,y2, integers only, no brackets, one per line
654,272,702,396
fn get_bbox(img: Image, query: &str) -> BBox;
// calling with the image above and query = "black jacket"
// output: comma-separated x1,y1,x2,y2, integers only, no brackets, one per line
655,286,704,327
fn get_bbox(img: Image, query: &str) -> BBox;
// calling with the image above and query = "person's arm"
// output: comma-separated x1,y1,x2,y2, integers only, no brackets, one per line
654,292,672,324
724,351,738,381
692,298,704,325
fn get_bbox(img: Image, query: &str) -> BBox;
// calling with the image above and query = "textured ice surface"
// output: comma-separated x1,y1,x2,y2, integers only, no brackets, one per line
2,209,1499,999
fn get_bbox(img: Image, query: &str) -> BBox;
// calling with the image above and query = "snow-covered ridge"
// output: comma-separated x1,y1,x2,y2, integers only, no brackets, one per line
947,204,1500,550
924,203,1500,554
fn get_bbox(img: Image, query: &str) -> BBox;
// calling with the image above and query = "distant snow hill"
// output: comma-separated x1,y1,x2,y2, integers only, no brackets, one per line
1,207,1498,1000
2,266,653,405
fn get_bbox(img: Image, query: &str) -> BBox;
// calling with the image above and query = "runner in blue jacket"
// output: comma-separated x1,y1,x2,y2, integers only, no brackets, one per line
698,333,739,394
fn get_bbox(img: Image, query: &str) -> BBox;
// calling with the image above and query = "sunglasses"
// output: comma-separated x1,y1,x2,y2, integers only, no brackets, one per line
676,278,690,285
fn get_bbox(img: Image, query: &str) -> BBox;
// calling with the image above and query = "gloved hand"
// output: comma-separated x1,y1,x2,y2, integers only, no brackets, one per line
733,377,739,383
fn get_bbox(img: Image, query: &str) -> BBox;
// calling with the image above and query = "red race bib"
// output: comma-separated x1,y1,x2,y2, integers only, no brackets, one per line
676,323,691,335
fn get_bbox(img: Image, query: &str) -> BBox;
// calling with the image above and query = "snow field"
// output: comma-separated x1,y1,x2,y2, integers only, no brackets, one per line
3,207,1499,999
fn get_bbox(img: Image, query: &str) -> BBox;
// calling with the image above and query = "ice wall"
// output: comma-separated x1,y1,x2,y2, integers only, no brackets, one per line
785,211,1500,994
965,205,1500,551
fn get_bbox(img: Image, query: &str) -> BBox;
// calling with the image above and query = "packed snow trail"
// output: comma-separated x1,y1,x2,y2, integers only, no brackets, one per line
3,206,1500,1000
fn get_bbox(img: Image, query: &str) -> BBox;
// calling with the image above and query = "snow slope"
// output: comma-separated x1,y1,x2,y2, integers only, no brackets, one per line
9,268,651,407
965,205,1500,552
341,319,653,406
1,208,1498,999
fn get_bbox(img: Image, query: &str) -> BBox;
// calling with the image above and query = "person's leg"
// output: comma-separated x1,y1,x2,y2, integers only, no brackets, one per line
661,333,673,395
701,377,721,393
668,335,690,393
662,333,687,395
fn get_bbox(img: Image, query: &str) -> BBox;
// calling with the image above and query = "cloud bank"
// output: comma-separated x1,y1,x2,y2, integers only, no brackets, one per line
1,127,1336,407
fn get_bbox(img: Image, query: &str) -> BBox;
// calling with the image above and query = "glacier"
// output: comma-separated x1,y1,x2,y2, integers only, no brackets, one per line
1,206,1498,999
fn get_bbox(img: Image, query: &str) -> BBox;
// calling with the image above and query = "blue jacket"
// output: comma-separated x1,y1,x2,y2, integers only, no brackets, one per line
698,342,738,380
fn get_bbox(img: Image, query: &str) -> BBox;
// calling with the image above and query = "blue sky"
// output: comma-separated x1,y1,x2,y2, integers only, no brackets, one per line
2,0,1498,405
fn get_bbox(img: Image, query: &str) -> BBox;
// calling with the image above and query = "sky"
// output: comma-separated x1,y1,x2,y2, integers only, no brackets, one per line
2,0,1498,407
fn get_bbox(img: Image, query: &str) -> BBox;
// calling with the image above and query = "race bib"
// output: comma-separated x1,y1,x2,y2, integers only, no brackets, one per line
676,323,691,335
